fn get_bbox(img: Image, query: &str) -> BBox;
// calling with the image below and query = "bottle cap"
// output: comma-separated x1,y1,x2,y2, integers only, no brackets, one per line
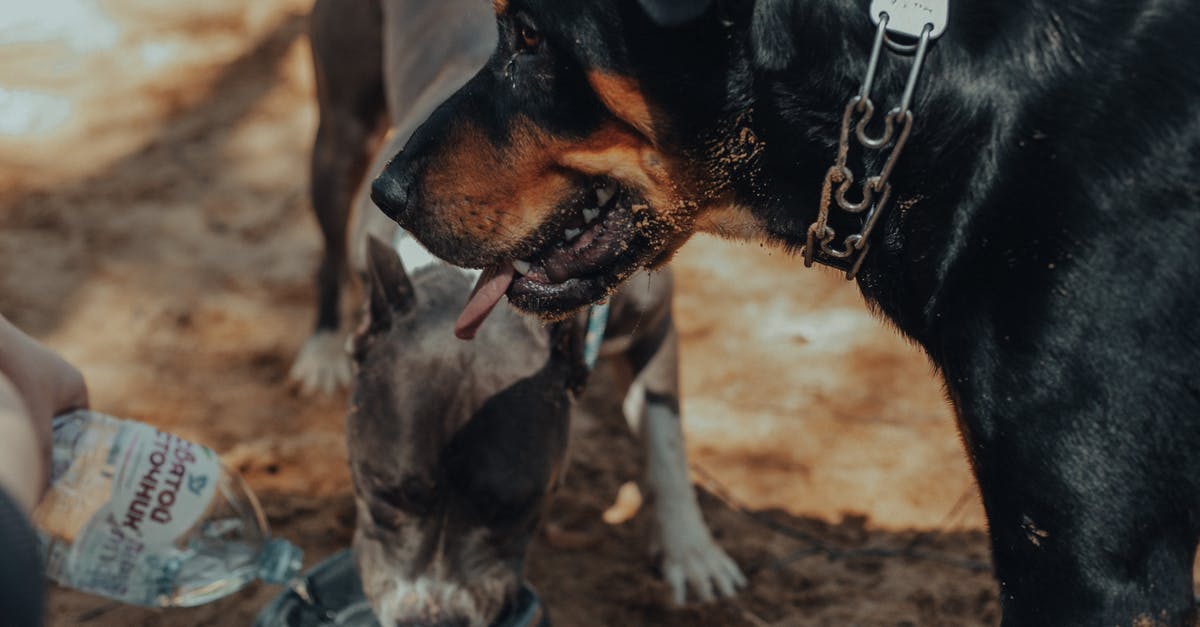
258,538,305,585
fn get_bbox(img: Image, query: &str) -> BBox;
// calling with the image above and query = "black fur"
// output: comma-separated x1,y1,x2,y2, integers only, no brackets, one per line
373,1,1200,624
638,0,713,26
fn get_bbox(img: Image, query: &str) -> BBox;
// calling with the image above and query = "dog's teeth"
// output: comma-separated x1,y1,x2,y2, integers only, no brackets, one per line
582,208,600,223
513,259,532,275
596,184,616,206
564,227,583,241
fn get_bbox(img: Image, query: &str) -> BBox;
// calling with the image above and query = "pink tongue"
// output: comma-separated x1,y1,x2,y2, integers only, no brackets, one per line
455,263,515,340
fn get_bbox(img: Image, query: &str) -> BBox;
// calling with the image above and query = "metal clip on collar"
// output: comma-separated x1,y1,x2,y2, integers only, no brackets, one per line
804,1,947,280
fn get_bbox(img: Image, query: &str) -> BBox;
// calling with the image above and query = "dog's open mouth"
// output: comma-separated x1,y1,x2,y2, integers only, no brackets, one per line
455,179,645,339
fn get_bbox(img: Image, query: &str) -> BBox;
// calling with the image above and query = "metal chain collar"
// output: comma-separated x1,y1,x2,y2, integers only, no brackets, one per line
804,1,948,280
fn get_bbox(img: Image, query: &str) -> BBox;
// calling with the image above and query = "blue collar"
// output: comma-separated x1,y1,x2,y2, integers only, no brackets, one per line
582,302,610,371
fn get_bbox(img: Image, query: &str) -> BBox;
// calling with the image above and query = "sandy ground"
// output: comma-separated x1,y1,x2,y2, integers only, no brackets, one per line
0,1,1004,625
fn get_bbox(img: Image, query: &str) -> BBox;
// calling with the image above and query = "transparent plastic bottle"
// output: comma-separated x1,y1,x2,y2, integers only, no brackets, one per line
31,410,303,607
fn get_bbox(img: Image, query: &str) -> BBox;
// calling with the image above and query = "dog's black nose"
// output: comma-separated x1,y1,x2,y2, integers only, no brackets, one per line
371,162,414,225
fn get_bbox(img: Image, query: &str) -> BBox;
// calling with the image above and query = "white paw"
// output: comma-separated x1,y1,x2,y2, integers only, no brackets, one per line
289,331,352,396
659,520,746,605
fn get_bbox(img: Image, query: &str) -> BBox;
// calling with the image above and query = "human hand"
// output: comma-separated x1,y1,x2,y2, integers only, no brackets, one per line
0,315,88,438
0,315,88,509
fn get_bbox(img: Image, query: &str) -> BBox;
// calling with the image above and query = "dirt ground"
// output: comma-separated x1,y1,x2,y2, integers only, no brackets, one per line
1,2,1004,625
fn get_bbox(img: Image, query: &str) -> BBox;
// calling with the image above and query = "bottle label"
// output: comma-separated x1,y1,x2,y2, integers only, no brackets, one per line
65,419,221,604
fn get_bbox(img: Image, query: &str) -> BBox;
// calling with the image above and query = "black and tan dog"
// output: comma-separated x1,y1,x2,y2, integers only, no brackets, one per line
371,0,1200,624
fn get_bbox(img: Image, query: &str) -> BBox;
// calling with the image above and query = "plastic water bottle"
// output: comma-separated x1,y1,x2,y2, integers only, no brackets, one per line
30,410,303,607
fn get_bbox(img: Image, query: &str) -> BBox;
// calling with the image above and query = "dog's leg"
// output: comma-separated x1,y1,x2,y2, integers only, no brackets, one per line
290,0,386,396
979,465,1196,626
956,383,1197,626
622,284,746,605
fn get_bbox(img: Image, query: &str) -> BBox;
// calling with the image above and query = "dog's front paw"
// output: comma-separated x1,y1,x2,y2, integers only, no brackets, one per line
658,521,746,605
289,331,352,395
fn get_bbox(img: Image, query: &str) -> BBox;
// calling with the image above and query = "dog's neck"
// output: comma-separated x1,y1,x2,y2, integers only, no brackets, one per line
722,0,1004,337
733,0,875,247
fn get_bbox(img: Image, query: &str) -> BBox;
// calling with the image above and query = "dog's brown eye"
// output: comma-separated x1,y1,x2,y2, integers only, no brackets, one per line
517,23,542,52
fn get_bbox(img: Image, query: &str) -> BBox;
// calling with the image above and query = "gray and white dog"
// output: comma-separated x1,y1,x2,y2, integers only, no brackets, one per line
293,0,744,624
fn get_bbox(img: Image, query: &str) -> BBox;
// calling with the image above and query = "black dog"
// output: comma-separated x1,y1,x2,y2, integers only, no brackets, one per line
370,0,1200,624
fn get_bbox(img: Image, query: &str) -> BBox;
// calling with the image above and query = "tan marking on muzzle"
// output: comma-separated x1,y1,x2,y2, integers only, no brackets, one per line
559,134,660,190
417,105,697,265
557,123,682,215
493,0,508,15
587,71,658,143
421,120,577,252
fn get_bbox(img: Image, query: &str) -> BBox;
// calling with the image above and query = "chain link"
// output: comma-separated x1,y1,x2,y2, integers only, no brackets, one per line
804,14,934,280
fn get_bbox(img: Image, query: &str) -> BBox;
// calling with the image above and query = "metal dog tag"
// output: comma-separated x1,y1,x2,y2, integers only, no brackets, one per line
870,0,948,40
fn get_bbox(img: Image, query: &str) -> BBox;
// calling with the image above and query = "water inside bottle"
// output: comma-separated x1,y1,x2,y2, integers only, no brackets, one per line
33,411,302,607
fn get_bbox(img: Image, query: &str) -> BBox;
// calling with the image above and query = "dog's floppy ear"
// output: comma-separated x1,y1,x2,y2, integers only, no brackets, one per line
364,235,417,334
637,0,712,26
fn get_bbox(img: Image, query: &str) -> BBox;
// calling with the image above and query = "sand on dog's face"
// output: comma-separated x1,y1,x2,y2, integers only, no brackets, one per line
1,2,1024,626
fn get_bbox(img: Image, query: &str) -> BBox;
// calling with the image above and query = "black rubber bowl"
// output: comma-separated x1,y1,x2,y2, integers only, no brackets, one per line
255,550,548,627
